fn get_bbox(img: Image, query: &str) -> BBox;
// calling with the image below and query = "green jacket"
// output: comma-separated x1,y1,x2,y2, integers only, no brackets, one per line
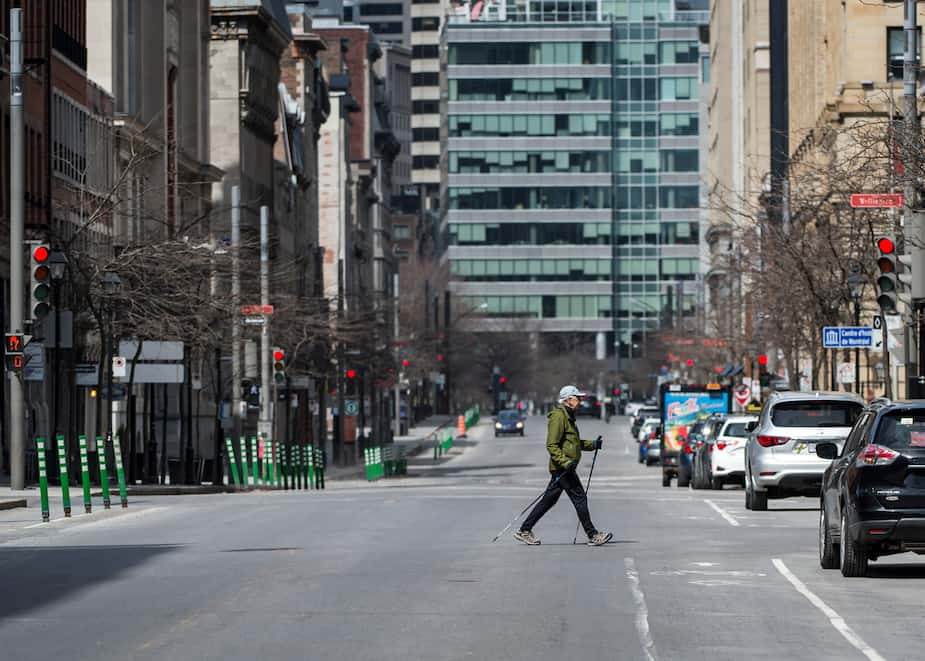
546,405,596,472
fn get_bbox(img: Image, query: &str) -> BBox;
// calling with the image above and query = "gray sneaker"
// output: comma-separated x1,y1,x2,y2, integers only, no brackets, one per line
587,531,613,546
514,529,541,545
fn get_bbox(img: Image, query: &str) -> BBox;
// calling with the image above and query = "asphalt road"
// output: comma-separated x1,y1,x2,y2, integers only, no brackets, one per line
1,414,924,661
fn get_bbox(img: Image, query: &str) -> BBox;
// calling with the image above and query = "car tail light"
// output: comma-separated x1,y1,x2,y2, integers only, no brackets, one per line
650,429,657,440
857,444,899,467
595,401,601,407
684,444,693,455
716,441,726,451
757,435,790,447
869,529,889,535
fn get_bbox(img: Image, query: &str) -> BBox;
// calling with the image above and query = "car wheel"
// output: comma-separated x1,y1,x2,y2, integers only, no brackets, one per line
819,506,839,570
745,480,752,510
494,433,499,438
677,475,690,488
662,473,671,487
711,476,723,491
840,511,868,577
751,488,768,511
520,431,524,437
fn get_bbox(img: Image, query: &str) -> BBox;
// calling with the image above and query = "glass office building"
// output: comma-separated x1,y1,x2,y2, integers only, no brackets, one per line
442,0,707,358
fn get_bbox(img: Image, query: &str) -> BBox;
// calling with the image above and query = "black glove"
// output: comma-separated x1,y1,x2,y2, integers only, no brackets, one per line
593,436,603,450
564,460,578,472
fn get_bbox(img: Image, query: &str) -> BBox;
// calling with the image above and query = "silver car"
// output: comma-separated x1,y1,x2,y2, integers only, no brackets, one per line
744,391,864,511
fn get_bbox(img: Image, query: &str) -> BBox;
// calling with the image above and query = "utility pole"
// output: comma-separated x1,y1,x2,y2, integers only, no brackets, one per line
259,206,271,446
393,272,401,439
9,9,25,490
902,0,923,397
231,186,242,443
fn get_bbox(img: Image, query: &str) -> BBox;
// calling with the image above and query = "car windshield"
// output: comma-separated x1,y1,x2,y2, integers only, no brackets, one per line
875,413,925,450
498,411,520,421
639,408,659,418
722,422,751,438
770,401,863,428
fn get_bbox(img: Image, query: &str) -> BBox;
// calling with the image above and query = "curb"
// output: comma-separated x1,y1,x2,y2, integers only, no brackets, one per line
0,498,27,510
92,486,239,497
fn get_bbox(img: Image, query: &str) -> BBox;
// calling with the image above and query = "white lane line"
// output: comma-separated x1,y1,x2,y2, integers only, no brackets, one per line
624,557,658,661
704,499,739,527
772,559,886,661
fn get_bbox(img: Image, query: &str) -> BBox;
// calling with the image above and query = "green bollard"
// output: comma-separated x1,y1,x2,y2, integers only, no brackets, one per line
296,444,303,490
292,444,300,490
36,437,50,522
260,438,267,486
224,437,241,487
283,442,290,490
266,440,274,488
78,435,92,514
305,445,314,489
96,436,111,510
273,441,280,488
240,436,252,487
250,437,259,487
316,447,325,489
56,435,72,517
112,435,129,508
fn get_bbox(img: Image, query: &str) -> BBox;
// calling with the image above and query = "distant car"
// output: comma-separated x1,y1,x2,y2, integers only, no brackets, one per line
494,409,525,437
745,391,864,511
692,414,727,489
818,400,925,577
625,402,646,418
642,422,662,466
631,407,660,437
576,394,602,417
706,415,757,489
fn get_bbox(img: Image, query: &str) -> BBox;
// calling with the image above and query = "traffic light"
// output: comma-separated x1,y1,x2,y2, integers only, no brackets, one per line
876,234,898,313
402,358,410,368
272,347,286,384
4,333,26,373
686,358,695,367
30,243,51,320
346,369,356,380
499,376,506,385
758,354,768,367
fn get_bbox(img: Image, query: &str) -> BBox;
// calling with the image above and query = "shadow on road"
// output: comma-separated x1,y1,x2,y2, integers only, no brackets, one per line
766,507,819,512
0,544,182,618
537,540,640,546
867,562,925,579
406,463,536,476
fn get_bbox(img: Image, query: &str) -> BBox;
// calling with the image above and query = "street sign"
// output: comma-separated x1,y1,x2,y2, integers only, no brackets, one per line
242,317,266,326
344,399,359,416
822,326,874,348
734,385,750,406
23,342,43,381
258,420,273,437
850,193,904,208
241,305,274,316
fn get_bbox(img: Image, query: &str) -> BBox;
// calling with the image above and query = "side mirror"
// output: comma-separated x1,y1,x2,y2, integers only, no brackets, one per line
745,421,758,433
815,442,839,460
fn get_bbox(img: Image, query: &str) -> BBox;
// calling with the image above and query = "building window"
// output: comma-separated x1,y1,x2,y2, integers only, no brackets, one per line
412,16,439,31
659,113,699,136
449,222,612,246
412,44,440,59
360,3,404,16
412,127,439,141
448,113,610,137
659,41,700,64
887,26,921,80
413,155,440,169
448,150,610,174
412,100,440,114
448,42,611,65
365,21,404,34
660,76,698,101
412,71,440,86
448,186,610,210
393,224,411,239
660,149,699,172
449,77,610,102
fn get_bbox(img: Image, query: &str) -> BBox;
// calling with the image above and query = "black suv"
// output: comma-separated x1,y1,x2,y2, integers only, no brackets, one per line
817,400,925,577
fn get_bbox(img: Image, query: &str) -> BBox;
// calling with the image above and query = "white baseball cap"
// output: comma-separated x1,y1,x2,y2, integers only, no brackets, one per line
558,385,582,401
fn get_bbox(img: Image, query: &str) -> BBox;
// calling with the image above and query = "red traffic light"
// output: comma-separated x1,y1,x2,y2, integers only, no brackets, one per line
613,388,620,396
346,369,356,379
758,354,768,367
273,349,284,362
437,354,443,362
402,359,410,367
499,376,506,384
686,359,694,367
32,245,49,263
877,237,896,254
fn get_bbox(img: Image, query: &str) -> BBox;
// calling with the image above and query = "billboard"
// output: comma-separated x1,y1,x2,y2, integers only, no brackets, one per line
661,385,731,454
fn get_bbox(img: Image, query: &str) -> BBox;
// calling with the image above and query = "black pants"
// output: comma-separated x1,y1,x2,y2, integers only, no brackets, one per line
521,469,596,538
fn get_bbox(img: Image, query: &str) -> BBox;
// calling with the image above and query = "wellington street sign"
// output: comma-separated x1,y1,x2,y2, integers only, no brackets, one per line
849,193,904,209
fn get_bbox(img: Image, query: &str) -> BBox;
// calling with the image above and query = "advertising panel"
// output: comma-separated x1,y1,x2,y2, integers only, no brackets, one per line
661,385,731,454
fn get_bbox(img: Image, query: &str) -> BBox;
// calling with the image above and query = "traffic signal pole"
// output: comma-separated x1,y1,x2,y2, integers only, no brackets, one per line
903,0,925,389
9,9,25,489
259,206,271,444
231,187,242,443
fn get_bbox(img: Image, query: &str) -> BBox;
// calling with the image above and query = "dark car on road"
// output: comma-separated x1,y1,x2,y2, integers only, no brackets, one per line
818,400,925,577
494,409,525,437
576,393,602,417
677,420,707,488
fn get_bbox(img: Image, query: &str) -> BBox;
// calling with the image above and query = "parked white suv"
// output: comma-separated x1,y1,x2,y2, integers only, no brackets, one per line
708,415,757,489
744,391,864,511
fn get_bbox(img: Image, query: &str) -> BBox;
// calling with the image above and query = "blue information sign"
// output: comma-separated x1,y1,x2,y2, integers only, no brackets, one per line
822,327,874,349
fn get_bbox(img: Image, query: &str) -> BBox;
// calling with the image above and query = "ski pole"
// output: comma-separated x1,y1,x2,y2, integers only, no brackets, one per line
573,444,600,544
491,472,564,543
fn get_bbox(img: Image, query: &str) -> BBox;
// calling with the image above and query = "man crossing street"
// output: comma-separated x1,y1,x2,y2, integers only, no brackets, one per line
514,385,612,546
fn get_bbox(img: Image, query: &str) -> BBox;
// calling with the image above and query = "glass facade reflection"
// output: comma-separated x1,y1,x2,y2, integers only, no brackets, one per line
444,0,706,349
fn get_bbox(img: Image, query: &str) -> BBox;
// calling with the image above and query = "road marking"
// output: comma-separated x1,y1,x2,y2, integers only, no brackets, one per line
772,559,886,661
704,499,739,526
624,557,658,661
